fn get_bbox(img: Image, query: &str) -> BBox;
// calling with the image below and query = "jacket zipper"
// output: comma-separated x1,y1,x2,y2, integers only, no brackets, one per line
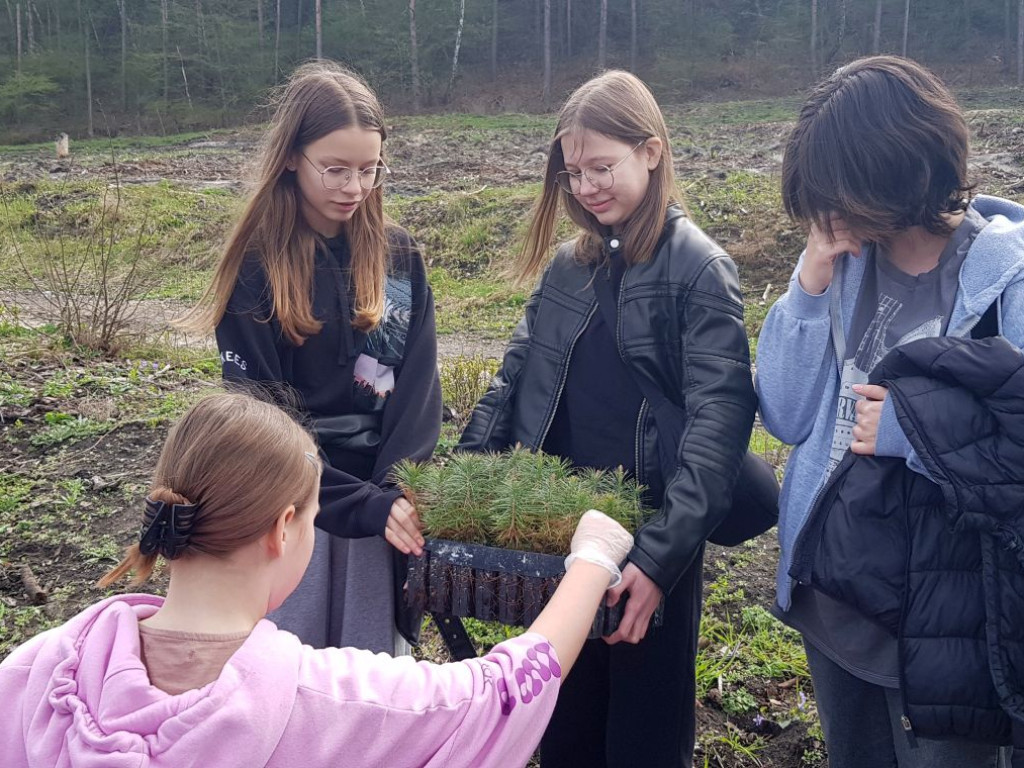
537,302,598,447
897,452,918,750
634,399,649,486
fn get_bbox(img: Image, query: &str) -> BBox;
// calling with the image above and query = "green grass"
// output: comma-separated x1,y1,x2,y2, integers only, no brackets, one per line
0,178,236,302
29,415,116,448
394,113,555,133
0,128,242,155
677,97,801,127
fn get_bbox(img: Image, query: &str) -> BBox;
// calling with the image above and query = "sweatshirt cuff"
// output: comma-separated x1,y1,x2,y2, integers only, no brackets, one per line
783,278,832,321
874,395,911,459
365,487,403,537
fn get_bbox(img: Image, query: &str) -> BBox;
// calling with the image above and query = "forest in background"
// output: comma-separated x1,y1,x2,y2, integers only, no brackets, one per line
1,0,1024,143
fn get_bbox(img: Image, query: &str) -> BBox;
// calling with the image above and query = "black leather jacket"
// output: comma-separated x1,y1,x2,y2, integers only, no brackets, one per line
459,207,757,594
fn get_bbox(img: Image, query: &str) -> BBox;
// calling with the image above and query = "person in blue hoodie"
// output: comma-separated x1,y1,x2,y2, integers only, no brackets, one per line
756,56,1024,768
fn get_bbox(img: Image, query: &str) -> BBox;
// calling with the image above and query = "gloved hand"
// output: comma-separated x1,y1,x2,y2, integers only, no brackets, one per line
564,510,634,588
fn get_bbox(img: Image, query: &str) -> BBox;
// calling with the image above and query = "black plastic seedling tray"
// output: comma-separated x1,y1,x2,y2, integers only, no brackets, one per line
406,538,663,640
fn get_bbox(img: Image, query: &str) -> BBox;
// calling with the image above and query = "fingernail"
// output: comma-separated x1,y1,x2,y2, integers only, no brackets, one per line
852,384,863,392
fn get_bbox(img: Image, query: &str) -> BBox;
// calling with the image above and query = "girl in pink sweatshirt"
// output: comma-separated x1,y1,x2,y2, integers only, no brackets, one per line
0,393,633,768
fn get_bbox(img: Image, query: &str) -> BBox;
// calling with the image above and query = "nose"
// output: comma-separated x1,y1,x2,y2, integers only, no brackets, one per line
579,172,601,196
346,174,365,194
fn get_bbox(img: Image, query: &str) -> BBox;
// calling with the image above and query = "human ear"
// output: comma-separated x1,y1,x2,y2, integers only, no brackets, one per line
266,504,297,558
285,152,298,173
643,137,663,170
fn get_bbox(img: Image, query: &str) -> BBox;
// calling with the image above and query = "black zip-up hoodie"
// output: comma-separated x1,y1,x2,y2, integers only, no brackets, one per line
215,227,442,539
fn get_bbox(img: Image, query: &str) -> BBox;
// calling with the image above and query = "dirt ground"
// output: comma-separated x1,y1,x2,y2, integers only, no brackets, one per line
1,102,1022,767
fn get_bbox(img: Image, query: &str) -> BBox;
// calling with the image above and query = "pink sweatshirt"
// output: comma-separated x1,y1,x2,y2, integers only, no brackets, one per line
0,595,562,767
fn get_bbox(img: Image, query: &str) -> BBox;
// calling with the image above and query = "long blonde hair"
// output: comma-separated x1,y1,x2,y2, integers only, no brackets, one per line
99,393,320,587
517,70,684,285
185,61,390,343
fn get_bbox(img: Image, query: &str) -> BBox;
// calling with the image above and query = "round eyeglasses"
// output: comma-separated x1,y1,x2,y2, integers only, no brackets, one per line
301,153,391,190
555,140,646,196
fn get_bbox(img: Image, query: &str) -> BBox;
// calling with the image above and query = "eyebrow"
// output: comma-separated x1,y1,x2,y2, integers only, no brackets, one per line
319,156,381,167
564,155,617,169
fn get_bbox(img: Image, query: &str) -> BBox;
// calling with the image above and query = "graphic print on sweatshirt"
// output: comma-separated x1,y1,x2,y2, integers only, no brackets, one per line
353,274,412,412
826,211,981,474
828,294,943,473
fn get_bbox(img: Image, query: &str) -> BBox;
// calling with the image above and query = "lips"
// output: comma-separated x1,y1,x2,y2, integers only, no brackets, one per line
585,198,614,214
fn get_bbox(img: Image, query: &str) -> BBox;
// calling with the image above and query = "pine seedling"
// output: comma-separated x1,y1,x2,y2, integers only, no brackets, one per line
391,450,644,554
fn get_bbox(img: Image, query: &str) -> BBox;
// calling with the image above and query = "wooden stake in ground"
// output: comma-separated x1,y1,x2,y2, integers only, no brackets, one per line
20,564,48,605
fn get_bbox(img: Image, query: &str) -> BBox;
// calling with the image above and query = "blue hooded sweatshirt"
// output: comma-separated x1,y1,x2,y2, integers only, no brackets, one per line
756,195,1024,612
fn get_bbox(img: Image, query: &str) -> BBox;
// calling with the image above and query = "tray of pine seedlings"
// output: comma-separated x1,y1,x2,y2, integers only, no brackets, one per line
392,448,663,639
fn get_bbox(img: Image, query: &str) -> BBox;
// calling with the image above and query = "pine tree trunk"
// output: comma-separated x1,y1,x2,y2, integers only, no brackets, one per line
490,0,498,80
448,0,465,100
963,0,970,51
810,0,817,73
315,0,322,59
76,0,93,136
161,0,169,100
295,0,303,58
1018,0,1023,84
873,0,882,53
598,0,607,69
409,0,420,110
566,0,571,59
16,3,21,72
838,0,847,53
542,0,551,102
54,0,61,53
901,0,910,57
257,0,264,52
274,0,281,78
630,0,637,71
177,45,193,108
1005,0,1012,73
26,0,34,53
196,0,206,53
119,0,127,111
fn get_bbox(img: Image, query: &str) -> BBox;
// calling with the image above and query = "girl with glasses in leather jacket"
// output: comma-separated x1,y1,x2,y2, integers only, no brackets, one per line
459,70,761,768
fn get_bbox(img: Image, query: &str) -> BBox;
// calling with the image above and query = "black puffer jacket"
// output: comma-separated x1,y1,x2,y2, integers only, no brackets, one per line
791,336,1024,748
459,207,757,594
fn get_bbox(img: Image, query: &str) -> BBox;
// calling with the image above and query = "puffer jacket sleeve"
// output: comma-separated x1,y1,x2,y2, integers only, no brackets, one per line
879,336,1024,524
457,269,547,453
875,283,1024,474
629,254,758,594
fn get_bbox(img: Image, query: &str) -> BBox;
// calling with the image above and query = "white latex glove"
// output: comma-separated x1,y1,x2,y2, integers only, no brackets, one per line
564,509,634,588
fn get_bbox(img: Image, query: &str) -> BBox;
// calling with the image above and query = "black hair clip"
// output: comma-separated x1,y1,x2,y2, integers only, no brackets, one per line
138,497,199,560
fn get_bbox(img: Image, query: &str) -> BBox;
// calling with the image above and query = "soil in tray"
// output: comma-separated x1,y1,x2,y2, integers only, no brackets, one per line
406,538,662,639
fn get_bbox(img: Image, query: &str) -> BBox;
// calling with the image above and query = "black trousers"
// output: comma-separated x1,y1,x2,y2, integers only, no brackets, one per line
540,548,704,768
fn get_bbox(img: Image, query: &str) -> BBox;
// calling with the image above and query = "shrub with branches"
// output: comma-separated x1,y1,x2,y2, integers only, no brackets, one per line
1,166,167,355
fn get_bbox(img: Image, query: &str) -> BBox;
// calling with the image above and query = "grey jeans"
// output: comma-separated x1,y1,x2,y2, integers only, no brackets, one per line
804,640,1012,768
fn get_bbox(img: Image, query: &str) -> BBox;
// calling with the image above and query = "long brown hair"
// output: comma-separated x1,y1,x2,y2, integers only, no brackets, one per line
184,61,390,343
516,70,684,285
99,393,320,587
781,56,972,243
